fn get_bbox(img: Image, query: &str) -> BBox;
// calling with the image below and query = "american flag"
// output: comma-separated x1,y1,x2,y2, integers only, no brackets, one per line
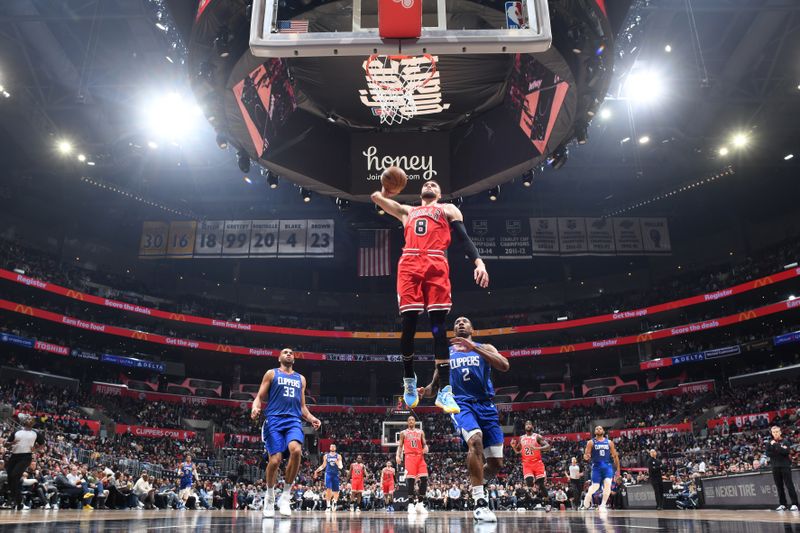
277,20,309,33
358,229,391,277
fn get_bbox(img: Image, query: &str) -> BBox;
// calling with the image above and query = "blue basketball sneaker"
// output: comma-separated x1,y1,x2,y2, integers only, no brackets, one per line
403,375,419,408
435,385,460,414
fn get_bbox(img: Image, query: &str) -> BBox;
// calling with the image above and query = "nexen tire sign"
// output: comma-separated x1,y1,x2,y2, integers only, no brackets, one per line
350,132,450,195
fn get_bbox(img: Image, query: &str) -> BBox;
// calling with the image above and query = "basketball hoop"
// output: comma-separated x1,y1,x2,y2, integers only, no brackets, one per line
365,54,438,125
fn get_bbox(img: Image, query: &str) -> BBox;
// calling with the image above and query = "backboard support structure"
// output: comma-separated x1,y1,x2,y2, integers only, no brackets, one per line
250,0,552,57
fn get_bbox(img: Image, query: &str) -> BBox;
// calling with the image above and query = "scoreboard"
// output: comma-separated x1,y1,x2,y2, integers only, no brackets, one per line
139,219,334,259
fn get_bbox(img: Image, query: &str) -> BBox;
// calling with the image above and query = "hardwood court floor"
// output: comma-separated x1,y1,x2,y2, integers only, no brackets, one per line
0,508,798,532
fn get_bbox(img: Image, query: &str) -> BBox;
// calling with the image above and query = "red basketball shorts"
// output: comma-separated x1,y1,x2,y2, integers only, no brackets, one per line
397,252,451,314
404,454,428,478
382,481,395,494
351,478,365,492
523,460,546,480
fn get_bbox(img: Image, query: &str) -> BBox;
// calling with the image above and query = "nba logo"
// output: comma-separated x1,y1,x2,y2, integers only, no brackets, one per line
505,1,523,29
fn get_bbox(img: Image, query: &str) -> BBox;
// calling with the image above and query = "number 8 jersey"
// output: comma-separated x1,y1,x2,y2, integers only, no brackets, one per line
449,343,495,403
404,204,451,252
265,368,302,418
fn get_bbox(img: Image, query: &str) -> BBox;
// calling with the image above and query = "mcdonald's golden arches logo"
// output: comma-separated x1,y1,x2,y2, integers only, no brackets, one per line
754,276,774,288
559,345,575,353
131,331,149,340
636,332,654,343
168,313,186,321
65,290,85,301
215,344,232,353
14,304,33,316
737,311,757,322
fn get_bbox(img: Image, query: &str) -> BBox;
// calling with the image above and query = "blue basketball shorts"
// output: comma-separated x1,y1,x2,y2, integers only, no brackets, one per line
450,400,504,457
262,416,304,455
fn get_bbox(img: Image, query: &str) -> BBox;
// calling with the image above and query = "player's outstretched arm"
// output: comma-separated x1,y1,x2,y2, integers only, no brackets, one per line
418,368,441,398
446,204,489,288
313,462,326,478
536,435,552,452
251,369,274,420
371,189,410,223
300,375,321,430
509,439,522,454
449,338,509,372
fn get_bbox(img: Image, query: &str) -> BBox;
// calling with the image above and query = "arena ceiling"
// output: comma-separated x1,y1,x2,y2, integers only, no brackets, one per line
0,0,798,221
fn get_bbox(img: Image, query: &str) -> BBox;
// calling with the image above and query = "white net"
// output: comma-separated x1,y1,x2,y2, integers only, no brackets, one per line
364,55,437,125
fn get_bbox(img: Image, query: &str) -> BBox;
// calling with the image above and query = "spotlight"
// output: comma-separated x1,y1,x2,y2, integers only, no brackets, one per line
638,135,650,145
785,154,794,161
144,92,204,140
77,154,86,162
216,132,228,150
599,108,611,120
155,22,168,31
214,27,232,58
326,113,337,123
300,187,312,203
266,171,279,189
147,140,158,149
488,186,500,201
718,146,729,156
376,203,385,215
664,44,672,53
335,197,350,211
547,146,569,169
624,70,664,103
237,149,250,173
522,170,534,187
576,125,588,145
56,139,73,155
243,176,253,184
731,132,749,148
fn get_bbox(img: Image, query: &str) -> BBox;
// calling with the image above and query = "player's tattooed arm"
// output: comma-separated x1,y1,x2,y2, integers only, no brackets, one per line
370,189,410,224
251,369,275,420
536,435,552,452
300,375,322,430
509,439,522,454
583,440,594,462
418,368,441,399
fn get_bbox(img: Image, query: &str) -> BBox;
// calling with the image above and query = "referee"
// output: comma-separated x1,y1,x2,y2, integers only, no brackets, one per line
766,425,798,511
4,414,44,510
647,449,665,510
567,457,583,510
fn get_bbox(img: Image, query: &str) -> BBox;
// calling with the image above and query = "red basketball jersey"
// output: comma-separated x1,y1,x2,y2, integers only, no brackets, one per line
351,463,365,481
403,428,424,456
381,467,395,484
404,204,451,252
519,434,543,463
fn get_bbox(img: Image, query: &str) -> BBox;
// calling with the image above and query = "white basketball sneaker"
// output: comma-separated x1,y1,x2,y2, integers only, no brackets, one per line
473,499,497,522
408,502,417,514
278,496,292,517
415,502,428,514
262,497,275,518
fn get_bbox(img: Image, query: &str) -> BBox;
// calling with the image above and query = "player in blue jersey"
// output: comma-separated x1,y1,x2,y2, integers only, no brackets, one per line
251,347,322,518
581,425,621,511
419,316,509,522
177,453,198,510
314,443,343,513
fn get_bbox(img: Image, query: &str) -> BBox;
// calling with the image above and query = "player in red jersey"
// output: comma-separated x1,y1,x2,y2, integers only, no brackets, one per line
396,415,429,514
371,180,489,412
381,460,396,511
348,455,368,513
510,420,552,511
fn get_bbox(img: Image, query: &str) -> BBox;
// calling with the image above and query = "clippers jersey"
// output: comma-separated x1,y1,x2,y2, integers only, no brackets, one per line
265,369,302,418
325,452,340,475
449,343,495,402
403,428,425,456
404,204,451,252
180,462,194,484
591,437,612,466
519,434,543,463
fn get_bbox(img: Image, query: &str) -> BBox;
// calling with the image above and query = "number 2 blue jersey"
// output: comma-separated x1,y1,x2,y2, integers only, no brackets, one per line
591,437,612,466
449,343,494,402
265,369,302,418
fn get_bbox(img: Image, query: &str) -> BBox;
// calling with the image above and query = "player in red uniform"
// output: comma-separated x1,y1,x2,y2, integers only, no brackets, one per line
371,179,489,412
349,455,368,513
510,420,552,511
395,415,429,514
381,461,396,511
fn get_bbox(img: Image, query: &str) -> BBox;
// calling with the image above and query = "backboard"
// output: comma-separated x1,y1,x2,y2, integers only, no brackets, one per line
382,420,423,448
250,0,552,57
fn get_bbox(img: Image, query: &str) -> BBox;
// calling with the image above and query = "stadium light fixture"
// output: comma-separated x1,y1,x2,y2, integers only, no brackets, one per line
216,132,228,150
638,135,650,145
375,204,385,215
144,91,204,140
336,197,350,211
556,316,568,321
664,44,672,53
237,149,250,173
266,172,279,189
718,146,729,156
731,132,749,148
301,187,312,202
488,186,500,201
77,154,86,162
785,262,798,269
243,176,253,184
147,140,158,149
56,139,73,155
624,70,664,103
784,154,794,161
599,108,611,120
522,170,534,187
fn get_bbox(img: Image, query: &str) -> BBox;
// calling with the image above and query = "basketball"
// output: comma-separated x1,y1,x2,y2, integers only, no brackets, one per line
381,166,408,195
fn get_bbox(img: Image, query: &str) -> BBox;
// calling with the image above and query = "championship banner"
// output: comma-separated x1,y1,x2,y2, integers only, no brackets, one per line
556,217,588,254
466,218,532,260
3,289,800,360
116,424,196,441
139,219,334,259
4,265,797,339
640,217,671,252
612,217,644,253
530,217,559,254
585,217,615,254
706,408,799,430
